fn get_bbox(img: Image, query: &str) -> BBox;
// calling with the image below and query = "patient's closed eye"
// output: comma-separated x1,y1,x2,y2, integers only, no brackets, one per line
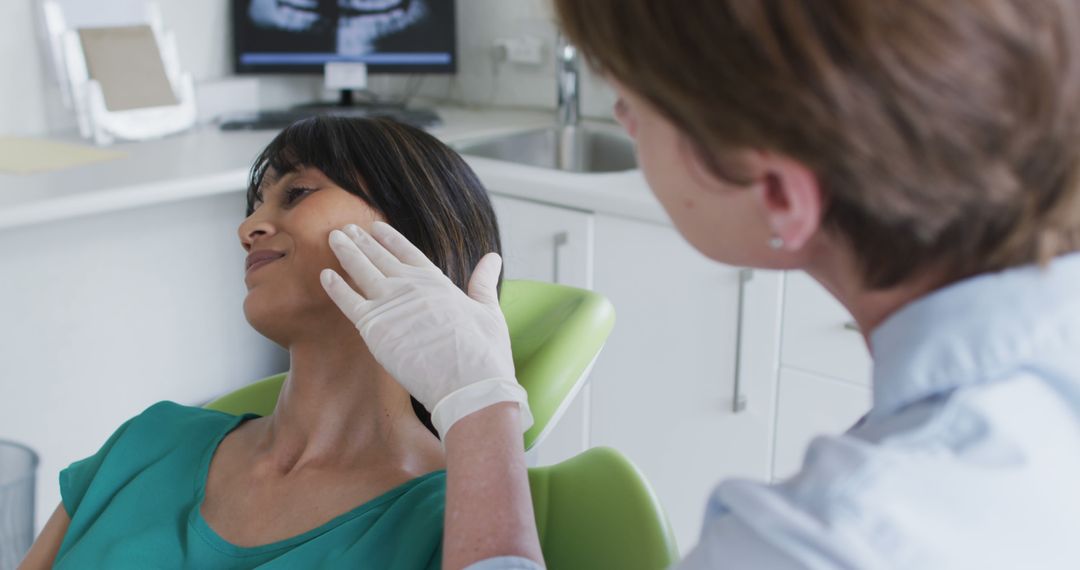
284,186,315,206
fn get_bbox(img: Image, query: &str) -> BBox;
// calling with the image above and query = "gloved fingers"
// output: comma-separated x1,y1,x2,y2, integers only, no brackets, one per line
343,224,403,278
467,252,503,306
370,221,440,270
320,268,368,318
329,229,385,296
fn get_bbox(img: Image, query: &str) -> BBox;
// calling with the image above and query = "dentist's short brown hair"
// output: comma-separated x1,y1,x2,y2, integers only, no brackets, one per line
555,0,1080,288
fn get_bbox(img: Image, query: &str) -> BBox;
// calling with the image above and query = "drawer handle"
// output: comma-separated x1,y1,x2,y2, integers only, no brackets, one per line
552,231,569,283
732,268,753,413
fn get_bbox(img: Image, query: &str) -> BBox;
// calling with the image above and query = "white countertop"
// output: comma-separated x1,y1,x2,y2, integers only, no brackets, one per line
0,106,668,231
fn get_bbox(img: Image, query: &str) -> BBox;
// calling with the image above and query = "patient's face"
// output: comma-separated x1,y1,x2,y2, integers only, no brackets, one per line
238,166,381,345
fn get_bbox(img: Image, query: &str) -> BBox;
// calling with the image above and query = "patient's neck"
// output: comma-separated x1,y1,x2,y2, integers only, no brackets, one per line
253,329,444,477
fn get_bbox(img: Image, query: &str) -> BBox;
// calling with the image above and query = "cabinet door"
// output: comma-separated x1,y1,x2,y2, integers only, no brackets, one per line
773,367,872,480
781,272,872,386
589,214,776,554
489,194,594,466
489,194,593,289
774,271,872,481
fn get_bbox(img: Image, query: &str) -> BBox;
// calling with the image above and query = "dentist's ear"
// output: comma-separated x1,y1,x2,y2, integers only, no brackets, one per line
751,152,824,252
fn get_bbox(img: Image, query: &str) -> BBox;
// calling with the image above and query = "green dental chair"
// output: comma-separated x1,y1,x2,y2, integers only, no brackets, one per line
205,280,679,569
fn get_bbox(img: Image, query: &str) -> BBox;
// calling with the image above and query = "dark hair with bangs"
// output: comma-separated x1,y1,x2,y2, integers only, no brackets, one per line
246,116,503,437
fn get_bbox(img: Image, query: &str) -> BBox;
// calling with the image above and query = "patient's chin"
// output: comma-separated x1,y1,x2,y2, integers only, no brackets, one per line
242,289,345,348
243,296,292,347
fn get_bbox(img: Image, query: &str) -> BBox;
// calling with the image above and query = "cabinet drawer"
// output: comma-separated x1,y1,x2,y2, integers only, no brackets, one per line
781,271,872,386
590,215,775,554
488,194,594,468
489,194,593,289
773,367,872,480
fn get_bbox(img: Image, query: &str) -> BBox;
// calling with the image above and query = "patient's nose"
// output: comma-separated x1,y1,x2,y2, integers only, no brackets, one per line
238,216,277,251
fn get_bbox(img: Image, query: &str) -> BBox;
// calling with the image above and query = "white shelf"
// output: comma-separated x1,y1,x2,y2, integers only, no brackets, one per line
0,107,663,232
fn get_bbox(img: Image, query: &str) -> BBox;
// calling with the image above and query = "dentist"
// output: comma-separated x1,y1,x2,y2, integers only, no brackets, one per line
321,0,1080,568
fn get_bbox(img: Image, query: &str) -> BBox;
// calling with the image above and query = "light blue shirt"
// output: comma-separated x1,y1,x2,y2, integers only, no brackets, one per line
470,254,1080,569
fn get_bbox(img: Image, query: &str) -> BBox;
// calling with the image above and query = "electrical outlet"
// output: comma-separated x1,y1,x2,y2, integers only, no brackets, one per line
493,37,544,65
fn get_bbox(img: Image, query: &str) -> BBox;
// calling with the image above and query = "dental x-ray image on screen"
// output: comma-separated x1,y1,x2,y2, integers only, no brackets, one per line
234,0,456,73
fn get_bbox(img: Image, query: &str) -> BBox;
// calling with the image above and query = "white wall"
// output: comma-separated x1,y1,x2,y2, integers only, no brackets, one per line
0,0,615,136
405,0,617,117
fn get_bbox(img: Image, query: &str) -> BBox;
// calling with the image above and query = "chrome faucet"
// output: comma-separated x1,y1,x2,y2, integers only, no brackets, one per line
556,33,580,127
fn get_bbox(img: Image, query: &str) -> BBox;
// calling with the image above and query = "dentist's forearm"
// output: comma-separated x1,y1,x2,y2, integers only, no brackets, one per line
442,402,544,570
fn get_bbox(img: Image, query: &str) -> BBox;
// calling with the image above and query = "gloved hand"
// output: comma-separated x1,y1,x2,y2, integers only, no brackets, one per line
319,222,534,439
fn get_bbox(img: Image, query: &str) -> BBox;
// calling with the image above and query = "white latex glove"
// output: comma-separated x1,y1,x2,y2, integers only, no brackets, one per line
319,222,533,439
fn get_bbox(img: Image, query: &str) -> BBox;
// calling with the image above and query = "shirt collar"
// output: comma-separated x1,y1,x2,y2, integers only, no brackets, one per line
868,252,1080,418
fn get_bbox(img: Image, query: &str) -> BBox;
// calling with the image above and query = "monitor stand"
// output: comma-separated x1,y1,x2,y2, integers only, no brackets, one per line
218,63,441,131
292,88,407,113
292,63,410,113
218,61,441,130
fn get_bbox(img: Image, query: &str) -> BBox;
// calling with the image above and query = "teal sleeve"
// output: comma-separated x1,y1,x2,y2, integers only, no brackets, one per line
58,415,137,517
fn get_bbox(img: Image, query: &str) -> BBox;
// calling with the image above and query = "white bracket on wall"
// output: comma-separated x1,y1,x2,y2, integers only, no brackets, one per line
493,36,545,66
42,0,196,145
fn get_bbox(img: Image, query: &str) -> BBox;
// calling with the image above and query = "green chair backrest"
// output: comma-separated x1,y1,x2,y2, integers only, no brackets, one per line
531,446,679,569
206,280,616,451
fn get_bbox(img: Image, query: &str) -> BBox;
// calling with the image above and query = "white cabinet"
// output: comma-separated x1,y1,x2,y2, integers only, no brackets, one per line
488,194,594,466
588,214,778,554
0,192,289,531
489,194,593,291
771,272,873,480
773,368,872,479
487,192,874,552
780,272,872,386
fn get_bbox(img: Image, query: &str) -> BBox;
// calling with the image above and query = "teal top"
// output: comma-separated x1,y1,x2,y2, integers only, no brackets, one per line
55,401,446,569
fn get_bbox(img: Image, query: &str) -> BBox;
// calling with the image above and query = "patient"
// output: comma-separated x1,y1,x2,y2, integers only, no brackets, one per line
21,116,503,569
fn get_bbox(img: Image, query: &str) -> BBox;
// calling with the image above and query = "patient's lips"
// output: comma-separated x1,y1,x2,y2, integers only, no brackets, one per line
245,249,285,274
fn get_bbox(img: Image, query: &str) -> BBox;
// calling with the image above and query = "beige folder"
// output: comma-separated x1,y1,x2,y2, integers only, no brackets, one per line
0,137,126,175
77,25,179,112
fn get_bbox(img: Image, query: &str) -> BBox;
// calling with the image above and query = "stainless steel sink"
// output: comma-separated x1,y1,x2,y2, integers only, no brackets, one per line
453,124,637,173
454,34,637,174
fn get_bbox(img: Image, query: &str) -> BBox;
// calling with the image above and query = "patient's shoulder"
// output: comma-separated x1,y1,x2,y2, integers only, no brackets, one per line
119,400,244,449
136,399,234,422
60,401,246,518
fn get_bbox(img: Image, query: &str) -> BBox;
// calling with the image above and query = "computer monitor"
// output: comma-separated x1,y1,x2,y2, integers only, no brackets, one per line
232,0,457,76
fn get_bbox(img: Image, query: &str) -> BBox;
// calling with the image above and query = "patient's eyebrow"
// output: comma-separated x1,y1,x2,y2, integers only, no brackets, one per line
255,169,311,204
